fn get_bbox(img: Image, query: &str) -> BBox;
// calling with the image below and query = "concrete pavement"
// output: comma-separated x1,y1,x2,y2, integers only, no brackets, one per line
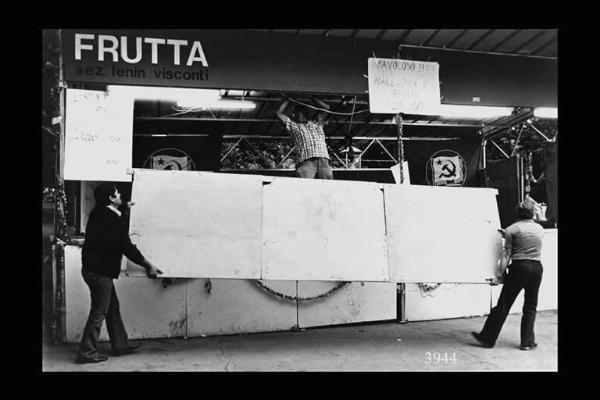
42,310,558,371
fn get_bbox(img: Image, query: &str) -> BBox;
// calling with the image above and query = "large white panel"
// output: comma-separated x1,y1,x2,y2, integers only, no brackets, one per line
79,181,102,233
298,281,397,328
64,246,187,343
65,246,109,343
186,279,297,336
385,185,503,283
113,277,187,339
64,89,133,182
491,229,557,312
262,177,389,281
405,283,491,321
539,229,558,311
129,169,264,279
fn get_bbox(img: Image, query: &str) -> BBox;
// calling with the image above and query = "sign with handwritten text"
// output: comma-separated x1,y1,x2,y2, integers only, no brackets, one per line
368,58,441,114
64,89,134,181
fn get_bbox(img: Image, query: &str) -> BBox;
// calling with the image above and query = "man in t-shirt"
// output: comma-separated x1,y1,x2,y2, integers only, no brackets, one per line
276,97,333,179
472,199,545,350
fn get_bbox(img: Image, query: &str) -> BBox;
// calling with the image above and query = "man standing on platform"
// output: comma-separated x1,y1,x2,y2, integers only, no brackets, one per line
276,96,334,179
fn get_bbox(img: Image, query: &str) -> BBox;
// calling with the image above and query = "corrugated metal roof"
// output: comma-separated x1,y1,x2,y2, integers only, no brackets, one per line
257,29,557,58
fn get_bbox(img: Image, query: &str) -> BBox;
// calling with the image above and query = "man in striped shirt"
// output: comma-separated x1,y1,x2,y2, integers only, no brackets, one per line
276,97,333,179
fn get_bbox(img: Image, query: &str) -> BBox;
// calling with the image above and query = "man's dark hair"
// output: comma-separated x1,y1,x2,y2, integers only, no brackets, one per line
516,203,535,220
94,183,118,207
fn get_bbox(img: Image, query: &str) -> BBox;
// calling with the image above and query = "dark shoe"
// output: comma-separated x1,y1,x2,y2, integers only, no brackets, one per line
520,343,538,351
471,332,494,348
75,354,109,364
112,343,142,356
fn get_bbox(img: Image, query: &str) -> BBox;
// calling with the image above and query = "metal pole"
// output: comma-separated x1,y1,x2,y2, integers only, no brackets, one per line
489,139,510,159
396,113,405,184
527,122,553,142
482,139,487,169
54,29,67,344
510,124,525,158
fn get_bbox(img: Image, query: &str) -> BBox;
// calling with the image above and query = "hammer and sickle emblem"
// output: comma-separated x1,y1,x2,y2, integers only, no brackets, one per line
164,160,183,170
439,160,457,178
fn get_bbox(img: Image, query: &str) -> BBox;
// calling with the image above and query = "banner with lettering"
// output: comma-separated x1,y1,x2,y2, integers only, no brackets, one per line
368,58,441,114
61,30,397,94
64,88,134,182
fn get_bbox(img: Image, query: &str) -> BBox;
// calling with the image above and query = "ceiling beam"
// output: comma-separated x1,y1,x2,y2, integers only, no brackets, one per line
374,29,388,40
422,29,441,46
531,34,558,55
136,116,483,128
397,43,556,59
512,31,548,54
445,29,469,48
398,29,412,43
466,29,494,50
490,29,522,52
482,109,533,140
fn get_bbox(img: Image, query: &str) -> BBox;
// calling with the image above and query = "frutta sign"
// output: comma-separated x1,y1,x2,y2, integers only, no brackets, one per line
63,31,210,86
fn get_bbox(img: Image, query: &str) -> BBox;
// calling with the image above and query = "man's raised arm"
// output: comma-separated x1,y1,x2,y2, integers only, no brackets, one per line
276,100,291,125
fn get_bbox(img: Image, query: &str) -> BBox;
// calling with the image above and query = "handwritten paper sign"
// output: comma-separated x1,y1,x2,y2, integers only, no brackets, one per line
64,88,134,181
368,58,441,115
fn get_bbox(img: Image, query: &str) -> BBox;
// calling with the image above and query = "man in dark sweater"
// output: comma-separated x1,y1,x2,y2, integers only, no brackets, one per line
76,183,163,364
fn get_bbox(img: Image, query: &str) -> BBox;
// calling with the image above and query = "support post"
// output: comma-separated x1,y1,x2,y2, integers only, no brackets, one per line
54,29,67,344
482,139,487,169
396,113,405,184
527,122,553,142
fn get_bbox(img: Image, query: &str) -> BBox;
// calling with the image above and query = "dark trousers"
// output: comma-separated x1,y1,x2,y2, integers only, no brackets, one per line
296,157,333,179
78,268,129,358
479,260,543,347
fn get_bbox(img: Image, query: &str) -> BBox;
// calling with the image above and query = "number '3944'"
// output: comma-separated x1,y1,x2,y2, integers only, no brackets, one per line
425,352,456,364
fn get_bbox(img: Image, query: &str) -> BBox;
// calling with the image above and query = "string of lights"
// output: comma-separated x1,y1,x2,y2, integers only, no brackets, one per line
281,93,369,116
417,282,442,297
253,280,350,303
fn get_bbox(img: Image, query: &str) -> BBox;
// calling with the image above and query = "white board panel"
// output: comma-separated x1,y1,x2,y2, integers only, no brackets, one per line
64,246,187,343
65,245,109,343
64,89,133,182
79,181,102,233
129,169,264,279
114,277,188,339
385,185,503,283
298,281,397,328
404,283,491,322
186,279,297,336
539,229,558,311
262,177,389,281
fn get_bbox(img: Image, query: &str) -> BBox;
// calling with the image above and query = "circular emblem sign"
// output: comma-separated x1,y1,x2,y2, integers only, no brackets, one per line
143,147,196,171
425,149,467,187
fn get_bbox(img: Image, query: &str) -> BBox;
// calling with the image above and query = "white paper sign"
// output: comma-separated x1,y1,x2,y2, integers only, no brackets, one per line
64,88,134,182
368,58,441,114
